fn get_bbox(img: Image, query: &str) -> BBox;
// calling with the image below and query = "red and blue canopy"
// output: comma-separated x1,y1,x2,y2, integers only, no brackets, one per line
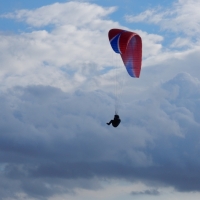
108,28,142,78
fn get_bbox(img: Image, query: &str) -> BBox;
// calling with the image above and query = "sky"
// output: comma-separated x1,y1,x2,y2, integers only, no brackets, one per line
0,0,200,199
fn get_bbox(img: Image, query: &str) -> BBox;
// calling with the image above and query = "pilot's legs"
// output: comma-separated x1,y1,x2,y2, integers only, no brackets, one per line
107,120,113,125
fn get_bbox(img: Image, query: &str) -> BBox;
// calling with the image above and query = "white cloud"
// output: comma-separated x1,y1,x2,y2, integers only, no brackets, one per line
2,2,116,28
139,31,163,58
0,2,118,92
125,0,200,36
125,9,163,24
170,37,193,48
0,1,165,93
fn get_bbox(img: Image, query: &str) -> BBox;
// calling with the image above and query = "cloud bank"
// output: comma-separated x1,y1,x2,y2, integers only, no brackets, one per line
1,72,200,199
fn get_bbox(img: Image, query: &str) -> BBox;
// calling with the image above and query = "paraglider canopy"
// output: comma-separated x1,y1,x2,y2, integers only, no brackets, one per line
108,28,142,78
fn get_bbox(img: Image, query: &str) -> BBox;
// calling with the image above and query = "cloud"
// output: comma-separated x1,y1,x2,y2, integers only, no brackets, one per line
0,2,118,92
0,84,151,199
131,189,160,196
0,71,200,199
2,2,116,28
125,0,200,36
125,9,162,24
0,1,166,94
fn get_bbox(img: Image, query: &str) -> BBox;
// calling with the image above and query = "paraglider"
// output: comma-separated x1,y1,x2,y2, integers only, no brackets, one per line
107,28,142,127
107,114,121,128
